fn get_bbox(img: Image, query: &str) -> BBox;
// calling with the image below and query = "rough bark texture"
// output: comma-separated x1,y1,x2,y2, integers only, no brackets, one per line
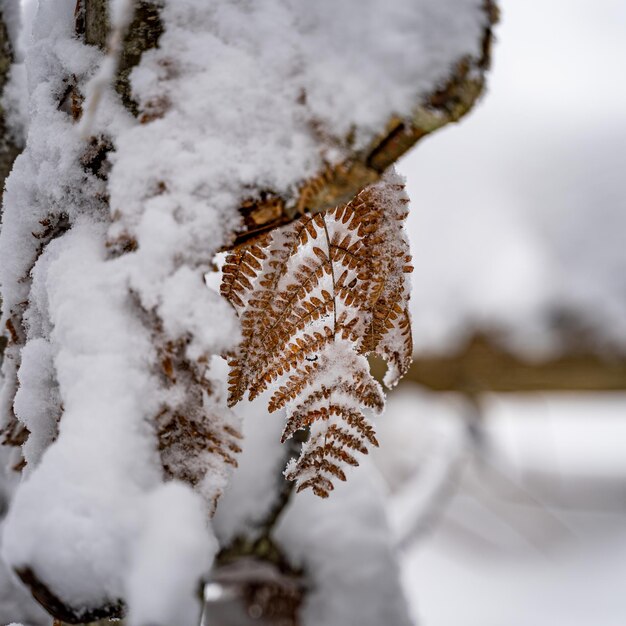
77,0,164,113
0,7,22,368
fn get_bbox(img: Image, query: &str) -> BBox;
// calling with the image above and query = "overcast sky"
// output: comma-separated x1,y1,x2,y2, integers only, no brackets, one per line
399,0,626,353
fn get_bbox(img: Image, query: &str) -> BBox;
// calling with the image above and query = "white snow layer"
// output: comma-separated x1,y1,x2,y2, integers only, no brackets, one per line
126,483,217,626
214,399,413,626
0,0,488,621
276,467,413,626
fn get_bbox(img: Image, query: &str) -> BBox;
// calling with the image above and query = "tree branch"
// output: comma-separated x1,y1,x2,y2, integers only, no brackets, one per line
383,333,626,393
213,434,307,626
77,0,164,113
10,4,163,621
0,9,21,380
17,567,123,624
78,0,498,250
232,1,499,247
10,3,499,624
0,8,19,187
0,5,23,367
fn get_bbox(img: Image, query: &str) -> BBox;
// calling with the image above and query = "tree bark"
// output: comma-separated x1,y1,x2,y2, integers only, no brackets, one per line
5,3,161,622
232,1,499,247
0,5,22,367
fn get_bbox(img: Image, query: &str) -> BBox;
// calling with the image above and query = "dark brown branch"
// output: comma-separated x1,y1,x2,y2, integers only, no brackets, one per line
77,0,164,113
231,1,499,248
379,333,626,393
17,567,123,624
0,6,22,367
115,1,163,113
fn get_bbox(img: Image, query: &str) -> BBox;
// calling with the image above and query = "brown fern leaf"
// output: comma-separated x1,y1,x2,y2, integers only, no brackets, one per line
152,324,242,514
225,222,306,404
351,175,414,386
280,347,383,497
220,232,270,311
222,168,412,497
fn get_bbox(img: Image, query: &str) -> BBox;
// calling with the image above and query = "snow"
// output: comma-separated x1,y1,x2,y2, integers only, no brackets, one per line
1,0,622,623
0,529,47,625
0,5,124,610
212,385,286,545
384,1,626,622
0,0,493,621
2,223,163,608
109,0,488,309
12,337,59,469
406,523,626,626
374,387,469,546
126,483,217,626
276,464,413,626
214,396,413,626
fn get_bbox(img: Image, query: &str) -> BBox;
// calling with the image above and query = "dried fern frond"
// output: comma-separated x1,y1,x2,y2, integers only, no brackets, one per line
220,232,270,311
355,180,413,387
222,169,413,497
151,320,242,513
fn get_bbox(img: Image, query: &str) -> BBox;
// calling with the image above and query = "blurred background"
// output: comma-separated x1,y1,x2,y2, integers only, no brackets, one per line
376,1,626,624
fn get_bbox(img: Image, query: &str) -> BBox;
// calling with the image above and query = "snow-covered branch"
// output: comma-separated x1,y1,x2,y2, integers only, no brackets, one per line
233,1,498,246
76,0,499,248
0,1,498,624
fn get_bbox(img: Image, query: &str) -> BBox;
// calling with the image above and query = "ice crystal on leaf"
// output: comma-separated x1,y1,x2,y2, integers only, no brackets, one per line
222,169,413,497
